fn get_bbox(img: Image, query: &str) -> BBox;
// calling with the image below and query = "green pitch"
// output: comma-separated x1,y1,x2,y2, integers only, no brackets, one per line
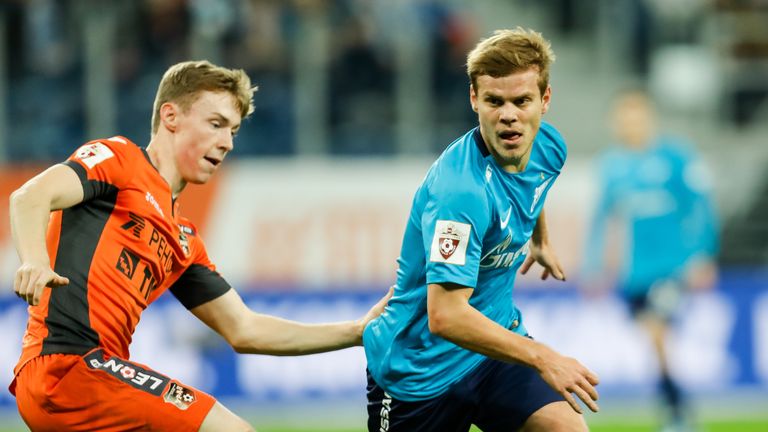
1,419,767,431
247,420,768,432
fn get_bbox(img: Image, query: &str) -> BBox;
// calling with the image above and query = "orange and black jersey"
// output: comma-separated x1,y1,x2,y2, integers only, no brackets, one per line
14,136,231,377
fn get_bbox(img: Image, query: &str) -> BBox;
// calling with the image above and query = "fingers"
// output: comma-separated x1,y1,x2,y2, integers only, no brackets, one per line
13,266,69,306
519,256,534,274
540,268,550,280
50,274,70,287
561,391,582,414
573,381,600,413
550,258,566,281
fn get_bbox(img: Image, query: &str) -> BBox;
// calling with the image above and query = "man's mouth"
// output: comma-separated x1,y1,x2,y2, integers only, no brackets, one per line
499,130,522,143
204,156,221,167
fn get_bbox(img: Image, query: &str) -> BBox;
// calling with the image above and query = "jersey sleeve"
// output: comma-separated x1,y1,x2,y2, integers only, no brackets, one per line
169,220,232,309
62,137,136,201
422,174,490,289
675,146,720,259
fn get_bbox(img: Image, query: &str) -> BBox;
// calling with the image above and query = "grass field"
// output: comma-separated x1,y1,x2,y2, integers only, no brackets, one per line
1,393,767,431
1,418,767,431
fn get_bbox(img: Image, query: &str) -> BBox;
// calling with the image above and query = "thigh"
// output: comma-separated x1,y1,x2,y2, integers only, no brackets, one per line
471,359,564,432
366,369,473,432
16,350,216,432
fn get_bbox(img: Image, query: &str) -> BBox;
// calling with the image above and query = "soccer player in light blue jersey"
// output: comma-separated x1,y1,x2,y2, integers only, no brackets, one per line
363,28,599,432
582,89,719,431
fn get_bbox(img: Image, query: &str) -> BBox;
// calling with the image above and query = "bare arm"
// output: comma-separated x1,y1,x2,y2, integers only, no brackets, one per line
11,164,85,305
520,208,566,281
190,287,393,356
427,282,598,413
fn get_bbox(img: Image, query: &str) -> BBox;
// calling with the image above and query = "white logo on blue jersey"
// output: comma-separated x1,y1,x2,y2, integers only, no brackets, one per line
531,176,553,213
479,236,530,269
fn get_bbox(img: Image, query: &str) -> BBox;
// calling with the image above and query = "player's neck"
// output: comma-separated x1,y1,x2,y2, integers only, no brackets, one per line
146,135,185,197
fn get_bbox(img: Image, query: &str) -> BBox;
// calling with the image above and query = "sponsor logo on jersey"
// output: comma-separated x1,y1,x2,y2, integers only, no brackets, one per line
479,236,530,269
499,207,512,230
116,248,140,279
164,382,197,410
75,143,115,169
530,176,552,213
84,350,168,396
145,192,165,217
430,220,470,265
121,212,146,238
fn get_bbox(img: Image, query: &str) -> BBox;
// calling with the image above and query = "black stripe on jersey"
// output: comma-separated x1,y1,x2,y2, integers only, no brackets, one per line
41,178,119,355
473,128,490,157
170,264,232,309
63,160,119,202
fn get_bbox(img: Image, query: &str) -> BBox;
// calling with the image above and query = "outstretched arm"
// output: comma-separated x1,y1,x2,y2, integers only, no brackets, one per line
11,164,84,305
428,282,599,413
190,287,393,356
520,208,566,281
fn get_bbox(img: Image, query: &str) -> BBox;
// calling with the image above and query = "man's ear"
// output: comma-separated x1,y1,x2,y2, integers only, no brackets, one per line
541,85,552,114
160,102,179,132
469,85,478,112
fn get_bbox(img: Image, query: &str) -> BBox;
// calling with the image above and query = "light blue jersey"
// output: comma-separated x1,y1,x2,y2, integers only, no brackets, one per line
583,136,719,295
363,123,566,401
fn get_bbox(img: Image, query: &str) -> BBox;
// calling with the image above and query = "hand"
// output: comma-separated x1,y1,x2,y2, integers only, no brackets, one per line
520,241,566,281
685,258,718,292
537,349,600,414
14,261,69,306
355,285,395,343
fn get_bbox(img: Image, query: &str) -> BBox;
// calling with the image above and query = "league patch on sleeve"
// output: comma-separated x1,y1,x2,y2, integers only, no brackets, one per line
430,220,471,265
75,142,115,169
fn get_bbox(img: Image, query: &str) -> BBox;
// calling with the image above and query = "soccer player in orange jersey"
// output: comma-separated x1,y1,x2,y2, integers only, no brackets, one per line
9,60,392,432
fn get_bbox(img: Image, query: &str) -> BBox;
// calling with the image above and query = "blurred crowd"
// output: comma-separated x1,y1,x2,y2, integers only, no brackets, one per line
0,0,480,161
1,0,766,162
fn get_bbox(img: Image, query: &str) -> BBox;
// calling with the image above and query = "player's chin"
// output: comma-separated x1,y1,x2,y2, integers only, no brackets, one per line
188,172,214,184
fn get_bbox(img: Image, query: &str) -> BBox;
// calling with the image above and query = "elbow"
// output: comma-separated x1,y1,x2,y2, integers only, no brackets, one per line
427,309,452,338
9,187,27,209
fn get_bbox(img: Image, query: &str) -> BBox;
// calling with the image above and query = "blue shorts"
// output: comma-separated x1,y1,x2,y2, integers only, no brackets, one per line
366,357,563,432
623,278,683,321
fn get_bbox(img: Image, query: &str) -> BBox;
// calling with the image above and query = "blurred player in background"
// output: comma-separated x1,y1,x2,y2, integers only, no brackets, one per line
364,28,599,432
582,88,719,432
9,60,391,432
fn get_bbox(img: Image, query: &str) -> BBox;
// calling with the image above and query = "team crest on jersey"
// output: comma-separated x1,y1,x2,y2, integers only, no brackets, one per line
430,220,470,265
178,231,190,257
164,382,197,410
75,143,114,169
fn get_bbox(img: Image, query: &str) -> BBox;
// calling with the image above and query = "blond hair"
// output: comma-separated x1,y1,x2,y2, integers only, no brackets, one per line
466,27,556,96
151,60,256,134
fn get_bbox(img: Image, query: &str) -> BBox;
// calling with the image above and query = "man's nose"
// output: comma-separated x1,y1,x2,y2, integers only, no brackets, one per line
499,103,519,124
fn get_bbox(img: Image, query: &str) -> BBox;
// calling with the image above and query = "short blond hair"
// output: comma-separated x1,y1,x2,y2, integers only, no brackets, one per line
466,27,556,96
151,60,256,134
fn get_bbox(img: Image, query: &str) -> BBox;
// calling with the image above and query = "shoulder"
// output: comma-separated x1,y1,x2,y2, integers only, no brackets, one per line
428,129,487,193
536,122,567,168
71,135,144,167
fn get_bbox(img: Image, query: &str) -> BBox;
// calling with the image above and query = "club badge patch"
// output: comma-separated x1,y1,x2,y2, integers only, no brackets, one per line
164,382,197,410
430,220,471,265
75,142,114,169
